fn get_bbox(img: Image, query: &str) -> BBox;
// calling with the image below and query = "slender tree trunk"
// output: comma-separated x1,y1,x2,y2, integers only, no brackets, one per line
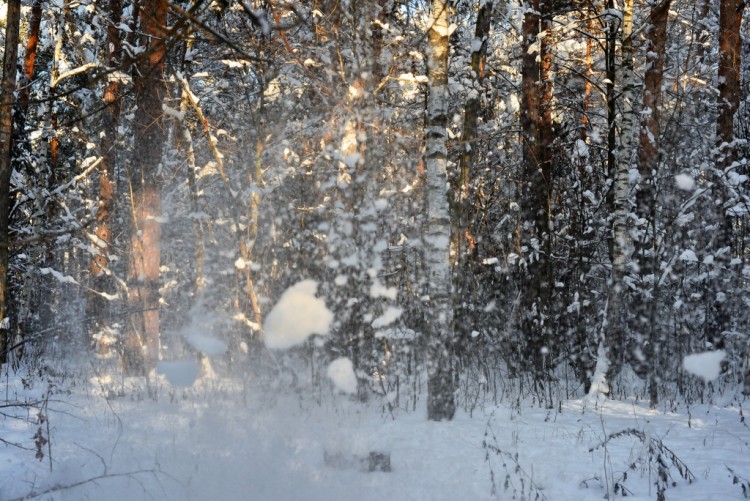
452,0,493,358
695,0,712,65
124,0,168,374
588,3,622,399
537,0,554,382
518,0,554,384
590,0,629,398
635,0,671,407
581,17,592,140
177,39,205,296
603,0,635,387
88,0,124,349
456,0,493,257
11,0,44,350
425,0,455,421
0,0,21,365
717,0,744,169
714,0,745,389
517,0,539,378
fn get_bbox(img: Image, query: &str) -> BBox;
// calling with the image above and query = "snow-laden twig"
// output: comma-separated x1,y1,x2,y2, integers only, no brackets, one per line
8,468,166,501
726,465,750,498
589,427,696,499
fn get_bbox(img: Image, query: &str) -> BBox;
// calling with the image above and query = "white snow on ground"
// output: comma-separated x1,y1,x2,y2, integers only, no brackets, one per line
4,371,750,501
263,280,333,349
326,357,357,394
683,350,726,381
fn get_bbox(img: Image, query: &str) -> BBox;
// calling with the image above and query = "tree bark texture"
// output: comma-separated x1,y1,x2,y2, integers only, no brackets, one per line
88,0,124,347
456,0,493,258
517,0,554,381
425,0,456,421
0,0,21,365
605,0,635,382
634,0,672,407
124,0,168,374
17,0,43,139
714,0,745,389
716,0,745,169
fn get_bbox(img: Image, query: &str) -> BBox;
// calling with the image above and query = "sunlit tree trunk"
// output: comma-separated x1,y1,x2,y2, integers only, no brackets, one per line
177,37,205,296
0,0,21,365
17,0,42,138
88,0,124,349
634,0,671,407
425,0,455,421
124,0,168,374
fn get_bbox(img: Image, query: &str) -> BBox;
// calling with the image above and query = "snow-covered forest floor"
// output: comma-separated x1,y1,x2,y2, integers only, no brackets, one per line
3,359,750,501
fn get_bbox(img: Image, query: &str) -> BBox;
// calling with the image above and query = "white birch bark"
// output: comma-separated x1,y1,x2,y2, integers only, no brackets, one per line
425,0,455,421
593,0,635,399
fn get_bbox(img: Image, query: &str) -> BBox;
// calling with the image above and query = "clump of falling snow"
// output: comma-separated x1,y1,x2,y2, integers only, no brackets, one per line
675,173,695,191
264,280,333,349
683,350,726,381
327,357,357,394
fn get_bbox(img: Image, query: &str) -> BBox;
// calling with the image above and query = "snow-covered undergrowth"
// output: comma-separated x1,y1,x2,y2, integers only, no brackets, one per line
3,366,750,500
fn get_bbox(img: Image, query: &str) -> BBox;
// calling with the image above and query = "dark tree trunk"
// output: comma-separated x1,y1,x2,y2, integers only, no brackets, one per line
634,0,672,408
714,0,745,389
0,0,22,365
517,0,554,387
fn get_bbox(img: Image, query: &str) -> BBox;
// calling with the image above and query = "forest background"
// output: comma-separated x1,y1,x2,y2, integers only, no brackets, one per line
0,0,747,419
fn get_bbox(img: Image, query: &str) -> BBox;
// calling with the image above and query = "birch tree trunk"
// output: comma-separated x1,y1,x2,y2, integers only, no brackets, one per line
0,0,21,365
592,0,635,399
605,0,635,380
425,0,455,421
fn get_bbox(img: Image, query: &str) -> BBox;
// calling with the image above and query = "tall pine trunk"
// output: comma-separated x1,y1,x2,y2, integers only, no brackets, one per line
517,0,554,387
124,0,168,374
635,0,671,407
0,0,21,365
